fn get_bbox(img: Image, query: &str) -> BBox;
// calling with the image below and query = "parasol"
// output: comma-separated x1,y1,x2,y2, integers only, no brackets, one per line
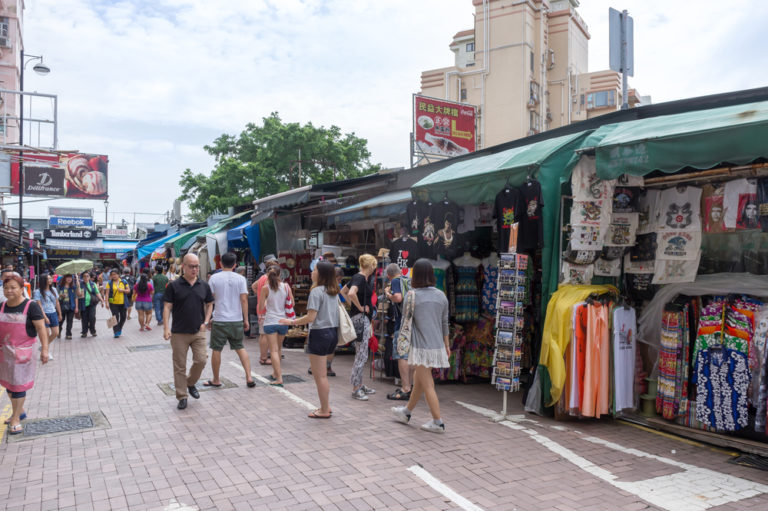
55,259,94,275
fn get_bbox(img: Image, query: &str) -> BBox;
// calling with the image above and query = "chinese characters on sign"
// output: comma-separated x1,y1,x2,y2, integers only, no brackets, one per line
413,94,476,158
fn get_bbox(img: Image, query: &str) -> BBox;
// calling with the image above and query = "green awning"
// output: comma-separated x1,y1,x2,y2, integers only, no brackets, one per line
169,227,205,254
411,132,587,205
594,100,768,179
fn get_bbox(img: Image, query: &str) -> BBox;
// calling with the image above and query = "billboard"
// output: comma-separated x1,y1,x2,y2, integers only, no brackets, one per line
49,217,94,227
413,94,476,158
48,207,93,218
11,152,108,200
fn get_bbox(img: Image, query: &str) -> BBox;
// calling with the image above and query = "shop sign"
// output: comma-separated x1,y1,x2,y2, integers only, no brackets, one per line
413,94,476,158
11,152,109,200
24,166,65,196
48,249,81,257
48,207,93,218
101,228,129,237
44,229,97,240
99,252,117,260
49,217,94,228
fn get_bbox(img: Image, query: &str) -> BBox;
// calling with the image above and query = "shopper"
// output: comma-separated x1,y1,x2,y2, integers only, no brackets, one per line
341,253,377,400
0,272,50,435
57,274,79,340
105,269,129,338
163,254,213,410
206,252,255,389
308,264,343,378
32,274,60,358
258,266,292,386
132,270,155,331
384,263,412,400
77,271,100,337
152,266,169,326
280,261,339,418
252,257,280,365
122,268,135,320
391,258,450,433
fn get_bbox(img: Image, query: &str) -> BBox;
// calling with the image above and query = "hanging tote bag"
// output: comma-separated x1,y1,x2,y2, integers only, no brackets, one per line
338,300,357,345
396,290,416,357
283,283,296,319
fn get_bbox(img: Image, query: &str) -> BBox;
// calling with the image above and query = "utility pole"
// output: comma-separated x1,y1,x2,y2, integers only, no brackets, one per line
298,148,302,187
609,8,634,110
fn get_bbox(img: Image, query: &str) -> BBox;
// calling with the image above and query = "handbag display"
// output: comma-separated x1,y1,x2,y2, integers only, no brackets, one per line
338,300,357,345
284,283,296,319
396,290,416,357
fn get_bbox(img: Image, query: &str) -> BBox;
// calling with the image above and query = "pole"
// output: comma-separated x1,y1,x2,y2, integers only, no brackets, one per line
18,49,24,249
298,148,302,187
620,10,629,111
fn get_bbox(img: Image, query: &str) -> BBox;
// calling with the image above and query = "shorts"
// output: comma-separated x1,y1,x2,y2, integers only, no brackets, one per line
391,329,408,360
134,301,152,311
307,327,338,356
209,321,245,351
45,312,59,327
6,389,26,399
263,324,289,335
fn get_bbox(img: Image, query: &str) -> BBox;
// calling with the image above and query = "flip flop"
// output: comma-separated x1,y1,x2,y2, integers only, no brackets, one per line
267,375,277,381
308,409,331,419
8,424,23,435
3,413,26,424
269,382,284,388
387,389,411,401
247,381,256,388
259,358,272,365
202,380,222,387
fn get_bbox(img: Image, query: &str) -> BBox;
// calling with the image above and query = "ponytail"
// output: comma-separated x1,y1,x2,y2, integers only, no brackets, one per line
267,266,281,291
137,274,149,293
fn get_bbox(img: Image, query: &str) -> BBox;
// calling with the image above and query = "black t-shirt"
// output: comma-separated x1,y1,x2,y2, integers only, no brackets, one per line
518,180,543,251
757,177,768,233
629,233,657,262
431,200,462,259
390,237,419,268
1,299,45,338
494,187,522,252
406,200,427,237
346,273,373,318
419,202,437,258
163,277,214,334
613,187,641,213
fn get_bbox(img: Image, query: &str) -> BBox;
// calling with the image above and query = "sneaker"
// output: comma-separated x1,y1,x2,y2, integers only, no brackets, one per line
47,353,54,360
352,388,369,401
66,335,72,340
81,333,87,338
391,406,411,424
91,332,97,337
361,385,376,395
420,420,446,434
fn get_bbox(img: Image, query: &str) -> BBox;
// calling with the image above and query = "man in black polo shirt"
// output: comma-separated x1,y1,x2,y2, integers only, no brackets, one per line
163,254,214,409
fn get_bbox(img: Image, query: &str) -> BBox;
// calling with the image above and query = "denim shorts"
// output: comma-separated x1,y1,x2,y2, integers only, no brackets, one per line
263,324,289,335
45,312,59,327
134,301,152,311
307,327,338,356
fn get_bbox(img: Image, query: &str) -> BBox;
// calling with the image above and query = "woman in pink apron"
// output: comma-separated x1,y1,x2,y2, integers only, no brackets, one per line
0,273,49,435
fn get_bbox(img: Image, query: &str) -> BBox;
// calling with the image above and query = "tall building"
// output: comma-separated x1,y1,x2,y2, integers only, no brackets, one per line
0,0,22,145
419,0,646,151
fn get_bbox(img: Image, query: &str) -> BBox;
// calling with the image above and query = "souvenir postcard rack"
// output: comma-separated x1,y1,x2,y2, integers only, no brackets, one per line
491,252,529,417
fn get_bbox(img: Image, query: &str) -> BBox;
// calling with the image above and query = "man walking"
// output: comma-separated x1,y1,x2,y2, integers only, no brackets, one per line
163,254,213,410
205,252,255,389
152,266,169,326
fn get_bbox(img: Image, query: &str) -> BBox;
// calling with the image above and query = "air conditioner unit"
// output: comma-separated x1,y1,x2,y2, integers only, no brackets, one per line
0,37,9,48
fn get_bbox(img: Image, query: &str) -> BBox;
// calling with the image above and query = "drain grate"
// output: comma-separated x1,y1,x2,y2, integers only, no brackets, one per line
282,374,306,384
157,377,238,396
728,454,768,471
127,343,171,352
6,411,110,443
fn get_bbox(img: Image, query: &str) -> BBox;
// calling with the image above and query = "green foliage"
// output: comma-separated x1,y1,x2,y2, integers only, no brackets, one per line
179,113,380,220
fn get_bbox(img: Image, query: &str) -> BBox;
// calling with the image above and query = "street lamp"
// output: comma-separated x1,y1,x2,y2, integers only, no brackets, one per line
18,50,52,251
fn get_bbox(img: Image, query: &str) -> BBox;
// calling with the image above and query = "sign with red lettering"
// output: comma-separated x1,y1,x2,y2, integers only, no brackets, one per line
413,94,476,158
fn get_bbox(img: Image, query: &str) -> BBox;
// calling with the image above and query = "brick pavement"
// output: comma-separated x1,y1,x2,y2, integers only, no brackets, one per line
0,306,767,510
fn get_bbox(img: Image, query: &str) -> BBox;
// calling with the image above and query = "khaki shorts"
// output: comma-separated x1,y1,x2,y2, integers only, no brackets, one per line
210,321,245,351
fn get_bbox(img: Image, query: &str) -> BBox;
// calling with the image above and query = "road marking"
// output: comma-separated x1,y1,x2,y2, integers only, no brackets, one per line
407,465,485,511
228,362,317,411
164,498,198,510
458,402,768,511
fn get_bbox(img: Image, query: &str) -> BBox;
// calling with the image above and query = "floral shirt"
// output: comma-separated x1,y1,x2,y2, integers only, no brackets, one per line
695,347,750,431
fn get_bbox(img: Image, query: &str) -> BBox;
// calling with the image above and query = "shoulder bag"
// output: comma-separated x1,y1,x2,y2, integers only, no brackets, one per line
338,298,357,345
396,289,416,357
284,283,296,319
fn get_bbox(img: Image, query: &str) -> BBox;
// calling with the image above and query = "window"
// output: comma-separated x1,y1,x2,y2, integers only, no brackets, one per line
529,111,541,132
460,88,467,101
466,42,475,52
0,17,9,47
530,51,534,73
586,90,616,110
529,81,540,104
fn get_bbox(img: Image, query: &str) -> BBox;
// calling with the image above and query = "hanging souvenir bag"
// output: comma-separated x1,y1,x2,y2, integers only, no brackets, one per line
396,289,416,357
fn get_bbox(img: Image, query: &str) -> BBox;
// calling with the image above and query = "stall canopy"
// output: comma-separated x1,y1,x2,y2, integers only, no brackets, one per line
101,240,138,253
136,231,179,259
594,99,768,179
168,227,205,254
328,190,412,226
252,185,312,213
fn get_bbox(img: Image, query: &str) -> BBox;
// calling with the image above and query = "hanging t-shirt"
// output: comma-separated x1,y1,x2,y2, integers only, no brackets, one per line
561,262,593,285
657,186,702,231
757,177,768,233
518,179,543,251
390,236,419,269
570,225,603,251
406,200,425,237
419,202,438,258
571,200,609,227
629,233,657,262
613,306,637,412
458,205,479,233
600,245,626,261
655,231,702,261
572,156,613,201
594,257,621,277
604,213,639,247
701,184,726,233
612,187,641,213
615,174,644,187
636,189,660,235
723,178,758,230
652,252,701,284
494,187,522,252
626,273,656,302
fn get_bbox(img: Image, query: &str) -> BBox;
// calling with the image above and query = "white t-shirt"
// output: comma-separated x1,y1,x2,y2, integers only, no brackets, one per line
636,189,660,234
208,270,248,322
657,186,702,231
723,178,758,230
612,307,637,412
263,282,289,326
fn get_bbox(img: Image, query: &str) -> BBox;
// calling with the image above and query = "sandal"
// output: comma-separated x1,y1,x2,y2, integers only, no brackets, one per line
3,412,26,424
259,358,272,365
247,381,256,388
387,388,411,400
269,382,284,388
308,409,331,419
9,424,23,435
202,380,222,387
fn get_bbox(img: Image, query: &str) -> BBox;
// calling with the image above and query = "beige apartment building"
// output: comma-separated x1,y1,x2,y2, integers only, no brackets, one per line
419,0,647,152
0,0,22,145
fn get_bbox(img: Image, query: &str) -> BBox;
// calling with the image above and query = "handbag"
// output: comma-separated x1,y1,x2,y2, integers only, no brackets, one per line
338,300,357,345
284,283,295,319
396,289,416,357
106,315,118,329
87,283,102,305
368,334,379,353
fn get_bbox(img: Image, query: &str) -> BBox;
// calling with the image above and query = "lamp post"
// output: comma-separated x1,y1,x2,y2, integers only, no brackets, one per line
17,50,51,251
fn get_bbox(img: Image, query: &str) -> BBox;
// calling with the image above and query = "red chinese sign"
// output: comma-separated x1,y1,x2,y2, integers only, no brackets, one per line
413,94,476,158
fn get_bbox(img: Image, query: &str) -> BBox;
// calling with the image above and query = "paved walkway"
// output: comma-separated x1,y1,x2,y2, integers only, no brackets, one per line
1,307,767,510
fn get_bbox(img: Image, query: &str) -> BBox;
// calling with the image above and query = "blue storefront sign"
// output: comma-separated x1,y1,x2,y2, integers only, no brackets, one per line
49,216,94,227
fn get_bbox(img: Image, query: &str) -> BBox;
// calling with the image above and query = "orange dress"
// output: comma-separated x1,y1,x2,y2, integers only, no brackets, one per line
582,303,610,417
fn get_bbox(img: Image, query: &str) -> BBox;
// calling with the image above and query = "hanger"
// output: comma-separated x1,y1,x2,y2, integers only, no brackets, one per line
442,191,450,205
503,176,513,193
526,171,534,186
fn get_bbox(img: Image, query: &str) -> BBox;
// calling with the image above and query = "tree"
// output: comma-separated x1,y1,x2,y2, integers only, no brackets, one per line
179,113,380,220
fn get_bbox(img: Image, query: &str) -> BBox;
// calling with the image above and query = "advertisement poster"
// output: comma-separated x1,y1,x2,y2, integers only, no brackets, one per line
11,152,108,200
413,94,476,158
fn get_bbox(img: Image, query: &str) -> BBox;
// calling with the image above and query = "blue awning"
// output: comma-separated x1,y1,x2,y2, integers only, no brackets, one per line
328,190,412,225
227,219,251,243
137,232,180,259
101,240,138,253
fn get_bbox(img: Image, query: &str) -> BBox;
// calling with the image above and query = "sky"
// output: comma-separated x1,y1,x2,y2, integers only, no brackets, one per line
16,0,768,225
